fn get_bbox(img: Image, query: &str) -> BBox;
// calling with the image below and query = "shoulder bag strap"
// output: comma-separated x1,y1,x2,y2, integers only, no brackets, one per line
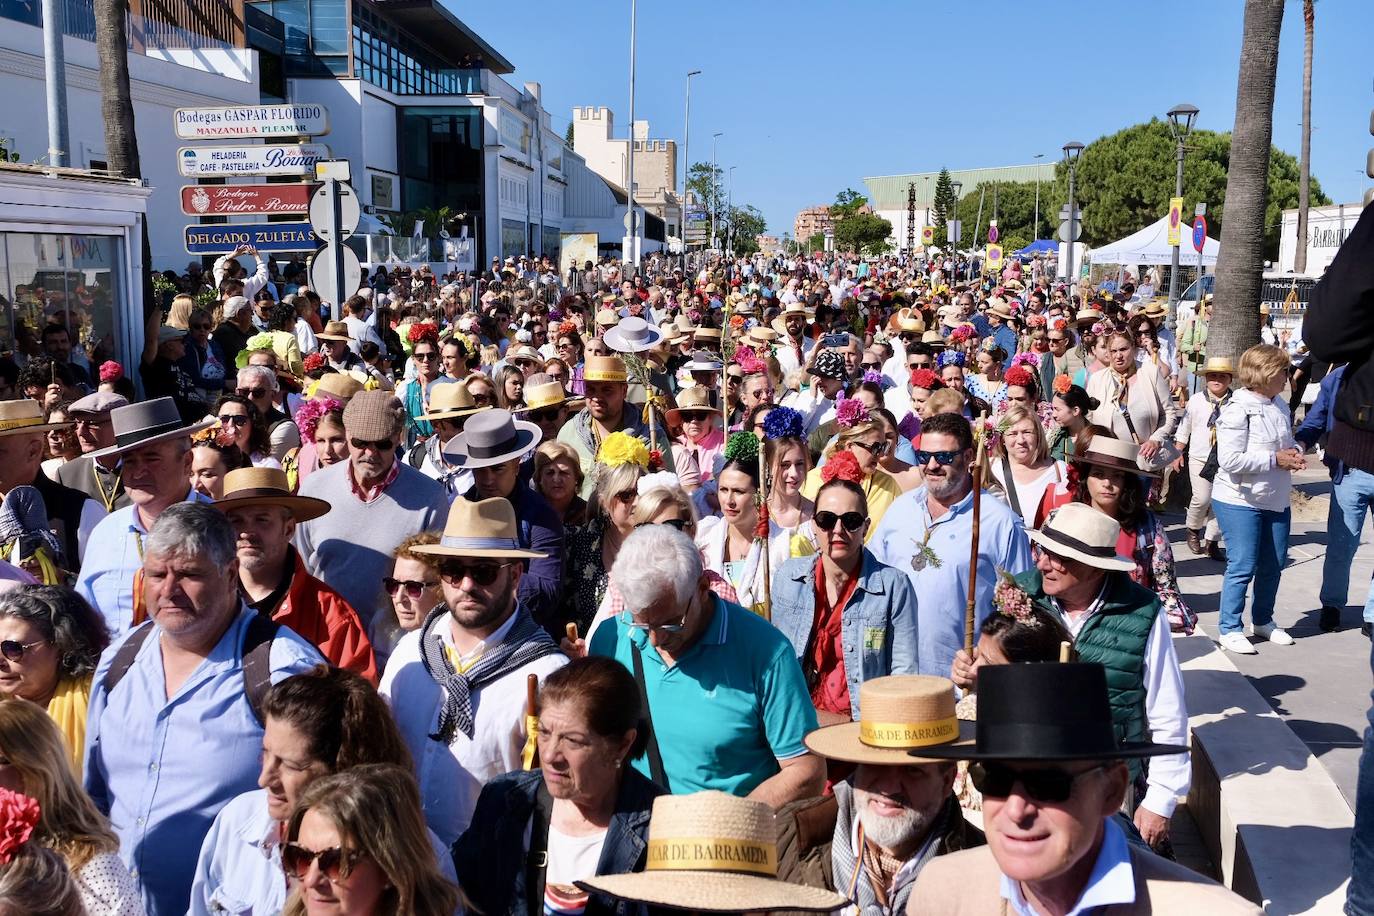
101,622,155,697
242,612,281,726
630,642,670,791
525,779,553,910
1000,454,1023,517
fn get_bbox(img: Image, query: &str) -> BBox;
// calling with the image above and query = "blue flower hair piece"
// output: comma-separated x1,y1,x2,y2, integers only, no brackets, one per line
937,350,966,369
862,368,893,390
761,406,804,441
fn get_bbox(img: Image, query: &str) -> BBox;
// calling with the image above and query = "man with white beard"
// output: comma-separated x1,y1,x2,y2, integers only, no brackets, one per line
776,675,984,915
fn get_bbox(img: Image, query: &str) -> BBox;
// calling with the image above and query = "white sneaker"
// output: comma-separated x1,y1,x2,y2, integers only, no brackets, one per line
1251,623,1295,645
1219,632,1258,655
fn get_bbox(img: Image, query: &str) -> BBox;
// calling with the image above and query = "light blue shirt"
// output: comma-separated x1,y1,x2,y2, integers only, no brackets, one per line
869,485,1032,679
1001,817,1135,915
84,606,322,916
75,488,211,636
189,788,460,916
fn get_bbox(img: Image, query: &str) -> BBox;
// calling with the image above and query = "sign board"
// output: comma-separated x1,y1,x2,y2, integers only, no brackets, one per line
309,182,361,242
1192,216,1208,253
180,183,315,216
309,244,362,309
184,222,317,253
177,144,331,178
1057,221,1081,243
560,232,599,278
1167,197,1184,246
174,104,329,140
947,220,962,243
315,159,351,182
986,244,1004,272
988,221,999,244
921,226,934,245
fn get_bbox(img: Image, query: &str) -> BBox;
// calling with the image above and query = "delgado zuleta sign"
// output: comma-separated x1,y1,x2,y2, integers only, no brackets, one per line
174,105,330,139
177,144,330,178
180,183,316,216
184,222,318,253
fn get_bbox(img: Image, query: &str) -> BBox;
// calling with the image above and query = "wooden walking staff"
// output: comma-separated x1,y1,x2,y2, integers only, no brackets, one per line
520,673,540,771
964,412,990,654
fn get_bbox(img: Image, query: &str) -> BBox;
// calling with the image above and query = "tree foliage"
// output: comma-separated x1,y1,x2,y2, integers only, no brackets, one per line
931,169,958,246
687,162,725,225
724,205,766,255
564,121,574,146
829,189,892,255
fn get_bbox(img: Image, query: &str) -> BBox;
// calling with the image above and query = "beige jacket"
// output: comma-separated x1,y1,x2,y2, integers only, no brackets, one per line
906,843,1261,916
1086,361,1179,446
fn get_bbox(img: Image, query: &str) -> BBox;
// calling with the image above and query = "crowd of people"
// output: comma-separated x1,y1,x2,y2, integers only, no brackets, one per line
0,216,1368,916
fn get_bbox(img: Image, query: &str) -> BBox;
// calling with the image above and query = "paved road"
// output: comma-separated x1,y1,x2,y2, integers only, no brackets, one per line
1170,465,1374,812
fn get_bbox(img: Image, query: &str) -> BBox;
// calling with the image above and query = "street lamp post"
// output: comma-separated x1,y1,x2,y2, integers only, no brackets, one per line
624,0,639,267
682,69,701,276
711,132,723,251
1062,141,1085,287
727,165,737,254
950,180,963,282
1032,152,1045,241
1165,103,1199,332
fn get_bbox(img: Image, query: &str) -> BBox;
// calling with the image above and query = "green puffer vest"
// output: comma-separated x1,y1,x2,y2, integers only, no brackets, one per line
1014,570,1158,778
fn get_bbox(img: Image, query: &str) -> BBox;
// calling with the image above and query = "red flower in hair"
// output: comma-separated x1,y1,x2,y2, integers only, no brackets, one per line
557,319,578,338
0,788,39,865
407,322,439,346
909,367,941,391
1004,366,1034,388
98,360,123,383
733,346,766,376
822,449,864,485
302,352,326,373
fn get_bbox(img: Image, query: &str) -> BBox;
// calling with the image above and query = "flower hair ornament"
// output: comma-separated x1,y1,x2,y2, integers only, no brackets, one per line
1053,374,1073,396
0,787,40,865
407,322,439,346
294,396,344,442
557,319,578,338
723,430,761,464
732,346,767,377
821,449,864,485
862,368,893,390
302,352,326,373
98,360,124,384
1009,351,1041,370
596,431,650,470
761,406,804,441
948,325,975,345
834,397,871,430
936,350,966,369
908,367,943,392
992,570,1037,624
1003,366,1035,389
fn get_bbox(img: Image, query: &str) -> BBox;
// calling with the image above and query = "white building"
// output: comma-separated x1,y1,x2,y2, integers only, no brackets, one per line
1276,202,1363,277
571,106,681,248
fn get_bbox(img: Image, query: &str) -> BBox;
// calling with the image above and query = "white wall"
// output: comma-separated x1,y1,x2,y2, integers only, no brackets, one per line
0,20,259,270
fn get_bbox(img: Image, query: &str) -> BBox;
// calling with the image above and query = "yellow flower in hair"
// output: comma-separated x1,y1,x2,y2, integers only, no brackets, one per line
597,431,649,470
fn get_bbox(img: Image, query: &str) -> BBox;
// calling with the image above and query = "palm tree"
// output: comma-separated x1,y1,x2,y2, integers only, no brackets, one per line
94,0,156,319
1209,0,1286,364
1293,0,1315,275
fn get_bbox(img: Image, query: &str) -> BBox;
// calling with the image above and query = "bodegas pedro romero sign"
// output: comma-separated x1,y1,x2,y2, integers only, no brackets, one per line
180,183,317,216
177,144,330,178
174,105,330,140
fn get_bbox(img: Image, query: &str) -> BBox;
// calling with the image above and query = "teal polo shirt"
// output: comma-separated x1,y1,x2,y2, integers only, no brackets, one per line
590,595,817,796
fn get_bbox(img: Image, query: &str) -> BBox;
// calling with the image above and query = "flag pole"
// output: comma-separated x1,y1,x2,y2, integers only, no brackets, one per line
965,412,989,654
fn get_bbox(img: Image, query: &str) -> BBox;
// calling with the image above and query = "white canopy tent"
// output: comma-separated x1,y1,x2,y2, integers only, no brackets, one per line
1089,214,1220,266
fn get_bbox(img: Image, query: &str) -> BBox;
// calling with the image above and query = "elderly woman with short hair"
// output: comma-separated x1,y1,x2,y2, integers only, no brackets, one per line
534,440,588,527
1212,344,1307,655
561,437,646,636
0,586,109,774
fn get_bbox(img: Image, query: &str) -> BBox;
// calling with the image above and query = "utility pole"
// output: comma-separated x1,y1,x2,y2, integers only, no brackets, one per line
711,132,723,250
624,0,638,267
682,69,700,275
41,0,70,166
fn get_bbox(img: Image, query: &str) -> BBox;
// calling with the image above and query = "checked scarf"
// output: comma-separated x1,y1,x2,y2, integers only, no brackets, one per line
419,604,560,744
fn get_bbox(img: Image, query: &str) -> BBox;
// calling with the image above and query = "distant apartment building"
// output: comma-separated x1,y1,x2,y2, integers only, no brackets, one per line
794,206,833,243
572,106,681,246
756,234,781,254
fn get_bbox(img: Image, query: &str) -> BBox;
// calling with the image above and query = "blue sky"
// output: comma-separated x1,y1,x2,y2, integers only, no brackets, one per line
461,0,1373,235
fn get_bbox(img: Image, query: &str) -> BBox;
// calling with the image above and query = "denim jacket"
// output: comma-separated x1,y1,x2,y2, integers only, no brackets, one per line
769,549,919,720
453,766,664,916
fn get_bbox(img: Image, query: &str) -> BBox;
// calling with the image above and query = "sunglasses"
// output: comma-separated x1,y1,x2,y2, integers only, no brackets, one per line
236,387,268,399
382,577,438,598
218,414,249,426
852,439,888,457
527,407,561,424
679,410,712,423
281,842,361,882
860,361,882,370
349,438,394,452
0,639,46,662
635,517,690,532
813,510,865,532
914,449,962,466
191,323,212,331
414,351,438,361
437,560,511,586
969,761,1108,804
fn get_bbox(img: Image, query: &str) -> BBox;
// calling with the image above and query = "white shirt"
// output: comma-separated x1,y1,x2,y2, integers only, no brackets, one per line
545,825,608,889
378,609,567,846
1175,391,1229,459
1051,584,1190,818
1001,817,1135,915
343,315,383,356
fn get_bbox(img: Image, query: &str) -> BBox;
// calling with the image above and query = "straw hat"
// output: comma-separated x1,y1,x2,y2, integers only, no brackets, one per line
673,313,696,335
921,330,947,349
213,467,330,522
666,386,716,426
1202,356,1235,376
780,302,811,319
895,314,925,334
85,397,215,460
417,381,490,422
1074,308,1104,326
603,316,664,354
986,297,1015,321
507,345,543,365
515,380,584,413
442,409,541,469
313,372,364,402
316,320,352,342
1025,503,1135,572
659,322,688,346
583,354,628,383
410,497,547,560
805,675,974,765
0,400,73,438
747,326,780,348
594,308,620,328
1073,436,1159,479
693,327,722,343
575,792,847,913
1138,300,1168,320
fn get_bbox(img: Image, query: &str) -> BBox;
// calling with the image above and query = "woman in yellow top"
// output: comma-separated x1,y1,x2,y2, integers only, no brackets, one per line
801,399,903,541
0,586,109,777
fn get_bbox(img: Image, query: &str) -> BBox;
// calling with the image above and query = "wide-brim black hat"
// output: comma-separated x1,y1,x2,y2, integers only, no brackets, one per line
913,662,1188,762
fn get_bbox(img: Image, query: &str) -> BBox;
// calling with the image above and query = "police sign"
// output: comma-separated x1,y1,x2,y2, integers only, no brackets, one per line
184,223,317,253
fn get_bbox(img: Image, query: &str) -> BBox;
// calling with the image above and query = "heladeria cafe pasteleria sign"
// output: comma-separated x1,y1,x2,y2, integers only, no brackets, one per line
180,183,317,216
177,144,330,178
174,105,330,140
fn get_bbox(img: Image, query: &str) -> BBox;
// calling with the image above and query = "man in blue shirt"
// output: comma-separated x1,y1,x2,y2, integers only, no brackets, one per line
85,503,321,916
869,412,1032,678
985,297,1020,358
588,524,824,804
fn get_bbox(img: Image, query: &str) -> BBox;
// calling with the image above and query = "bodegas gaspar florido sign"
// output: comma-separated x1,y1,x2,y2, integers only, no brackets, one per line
174,104,330,140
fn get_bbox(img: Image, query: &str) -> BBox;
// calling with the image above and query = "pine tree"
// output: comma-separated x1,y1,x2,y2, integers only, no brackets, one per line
565,121,574,146
932,168,955,229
